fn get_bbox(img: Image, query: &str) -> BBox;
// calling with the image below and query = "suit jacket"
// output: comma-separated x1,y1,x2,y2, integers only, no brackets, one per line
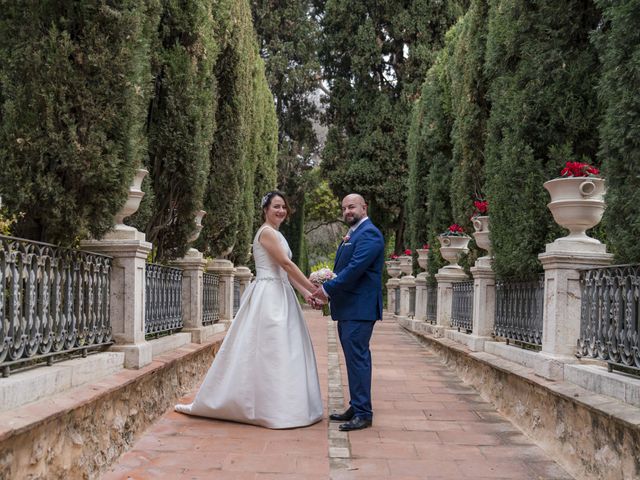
323,218,385,321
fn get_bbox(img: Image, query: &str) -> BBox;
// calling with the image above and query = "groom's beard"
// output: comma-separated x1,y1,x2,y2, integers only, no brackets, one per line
345,214,362,226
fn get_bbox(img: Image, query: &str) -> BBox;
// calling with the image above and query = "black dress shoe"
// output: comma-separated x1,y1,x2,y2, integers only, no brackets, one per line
339,417,372,431
329,407,354,422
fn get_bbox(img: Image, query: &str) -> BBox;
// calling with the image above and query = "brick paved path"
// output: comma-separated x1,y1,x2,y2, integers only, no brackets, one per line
103,310,572,479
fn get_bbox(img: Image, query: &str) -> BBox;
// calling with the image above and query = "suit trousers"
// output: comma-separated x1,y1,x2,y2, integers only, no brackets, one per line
337,320,376,420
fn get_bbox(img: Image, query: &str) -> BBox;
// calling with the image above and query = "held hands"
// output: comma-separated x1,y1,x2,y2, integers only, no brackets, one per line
304,287,327,310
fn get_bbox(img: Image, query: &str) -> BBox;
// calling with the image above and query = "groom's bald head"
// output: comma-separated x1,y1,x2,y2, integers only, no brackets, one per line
342,193,368,226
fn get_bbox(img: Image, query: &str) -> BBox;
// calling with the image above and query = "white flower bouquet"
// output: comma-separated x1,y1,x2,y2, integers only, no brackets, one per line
309,267,336,316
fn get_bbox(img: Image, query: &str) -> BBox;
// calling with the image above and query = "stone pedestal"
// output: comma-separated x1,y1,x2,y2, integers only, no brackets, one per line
206,259,235,322
171,248,207,343
434,267,469,336
399,275,415,317
387,278,400,314
468,259,496,351
535,243,613,379
234,266,253,298
414,273,428,321
81,226,152,369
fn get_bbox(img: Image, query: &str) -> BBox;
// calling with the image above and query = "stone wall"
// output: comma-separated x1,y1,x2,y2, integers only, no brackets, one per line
398,317,640,480
0,335,224,480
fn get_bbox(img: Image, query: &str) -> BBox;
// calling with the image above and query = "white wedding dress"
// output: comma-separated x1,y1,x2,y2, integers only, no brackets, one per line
175,225,323,429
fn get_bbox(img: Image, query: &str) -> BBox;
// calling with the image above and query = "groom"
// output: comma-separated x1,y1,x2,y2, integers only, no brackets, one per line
312,193,385,431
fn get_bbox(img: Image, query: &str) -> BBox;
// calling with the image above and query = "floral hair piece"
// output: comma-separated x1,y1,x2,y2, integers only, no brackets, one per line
261,192,273,208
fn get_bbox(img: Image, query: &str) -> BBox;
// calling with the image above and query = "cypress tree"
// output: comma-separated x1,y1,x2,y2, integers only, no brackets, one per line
198,0,256,259
141,0,221,262
250,0,321,267
484,0,601,278
414,29,458,279
596,0,640,262
0,1,159,244
449,0,490,229
252,61,279,227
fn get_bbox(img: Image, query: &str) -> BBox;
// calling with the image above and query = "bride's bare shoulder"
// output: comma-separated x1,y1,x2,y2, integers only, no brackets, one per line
257,224,278,243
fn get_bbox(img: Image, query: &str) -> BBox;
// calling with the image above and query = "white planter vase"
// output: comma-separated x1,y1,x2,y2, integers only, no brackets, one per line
188,209,207,243
544,177,605,245
437,235,470,269
398,255,412,275
114,168,148,224
416,249,429,271
387,264,402,278
472,215,492,256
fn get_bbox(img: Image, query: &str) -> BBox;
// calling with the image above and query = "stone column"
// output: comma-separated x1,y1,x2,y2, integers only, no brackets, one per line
468,257,496,351
414,272,428,321
170,249,208,343
434,267,468,337
387,278,400,314
399,274,415,317
536,242,613,379
206,259,235,322
234,266,253,298
81,228,152,369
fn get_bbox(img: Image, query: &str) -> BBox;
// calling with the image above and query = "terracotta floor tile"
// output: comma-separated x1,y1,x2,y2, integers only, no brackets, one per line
102,311,572,480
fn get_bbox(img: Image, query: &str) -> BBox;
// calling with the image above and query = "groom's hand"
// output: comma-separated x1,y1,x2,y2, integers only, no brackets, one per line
311,286,328,303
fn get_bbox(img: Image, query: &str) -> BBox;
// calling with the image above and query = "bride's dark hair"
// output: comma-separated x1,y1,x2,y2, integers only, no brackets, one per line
261,191,290,220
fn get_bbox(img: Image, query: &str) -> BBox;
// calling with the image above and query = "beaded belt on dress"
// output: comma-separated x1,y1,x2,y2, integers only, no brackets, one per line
254,276,288,283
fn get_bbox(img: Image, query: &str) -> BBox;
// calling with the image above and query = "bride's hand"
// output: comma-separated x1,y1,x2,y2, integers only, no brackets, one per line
303,291,315,306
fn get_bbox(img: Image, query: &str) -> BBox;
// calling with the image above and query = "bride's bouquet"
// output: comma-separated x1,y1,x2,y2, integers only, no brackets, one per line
309,267,336,316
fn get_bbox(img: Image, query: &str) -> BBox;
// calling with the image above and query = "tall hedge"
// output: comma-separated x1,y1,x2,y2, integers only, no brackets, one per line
406,27,458,279
198,0,255,260
140,0,221,262
484,0,601,278
0,1,159,244
252,60,279,227
449,0,489,229
596,0,640,262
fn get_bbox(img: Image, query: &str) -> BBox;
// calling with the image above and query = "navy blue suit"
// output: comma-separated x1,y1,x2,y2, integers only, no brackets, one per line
323,218,385,420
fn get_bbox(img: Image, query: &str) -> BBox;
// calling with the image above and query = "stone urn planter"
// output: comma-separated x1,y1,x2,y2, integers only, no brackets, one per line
188,210,207,243
437,235,470,269
398,255,413,276
416,248,429,271
114,168,148,225
387,262,402,279
543,177,605,246
472,215,492,258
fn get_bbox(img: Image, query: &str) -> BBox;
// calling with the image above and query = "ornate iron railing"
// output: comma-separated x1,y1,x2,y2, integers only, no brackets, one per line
426,285,437,324
0,235,112,377
577,265,640,374
145,264,183,337
233,278,240,316
202,272,220,326
409,286,416,317
394,287,400,315
494,275,544,348
452,280,474,332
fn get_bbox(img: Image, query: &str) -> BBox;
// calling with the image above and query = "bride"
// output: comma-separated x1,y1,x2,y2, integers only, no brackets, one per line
175,191,323,429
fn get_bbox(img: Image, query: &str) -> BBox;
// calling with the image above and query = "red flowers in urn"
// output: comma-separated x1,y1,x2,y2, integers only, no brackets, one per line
403,249,412,256
560,161,600,178
389,253,399,260
472,200,489,217
441,224,466,236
